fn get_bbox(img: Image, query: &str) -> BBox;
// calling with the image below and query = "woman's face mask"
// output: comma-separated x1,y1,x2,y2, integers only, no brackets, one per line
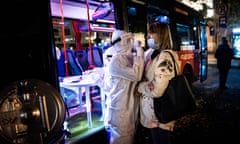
147,38,158,49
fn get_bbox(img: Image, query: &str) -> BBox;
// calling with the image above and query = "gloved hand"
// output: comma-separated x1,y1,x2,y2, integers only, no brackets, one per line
134,40,141,48
138,81,147,94
120,32,133,46
136,45,144,57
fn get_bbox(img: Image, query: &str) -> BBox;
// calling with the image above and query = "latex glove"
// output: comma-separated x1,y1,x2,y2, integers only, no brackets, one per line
138,81,148,94
134,40,141,48
120,32,133,46
136,45,144,57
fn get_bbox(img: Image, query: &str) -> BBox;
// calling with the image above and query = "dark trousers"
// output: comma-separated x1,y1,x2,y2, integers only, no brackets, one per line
218,67,230,89
150,127,172,144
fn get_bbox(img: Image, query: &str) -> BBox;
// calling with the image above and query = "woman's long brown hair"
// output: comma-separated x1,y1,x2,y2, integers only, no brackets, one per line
148,22,173,50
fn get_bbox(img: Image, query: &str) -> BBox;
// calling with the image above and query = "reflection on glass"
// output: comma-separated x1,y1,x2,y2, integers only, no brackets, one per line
232,34,240,58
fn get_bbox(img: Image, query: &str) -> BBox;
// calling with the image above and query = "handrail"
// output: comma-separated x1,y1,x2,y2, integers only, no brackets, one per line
60,0,69,76
85,0,96,69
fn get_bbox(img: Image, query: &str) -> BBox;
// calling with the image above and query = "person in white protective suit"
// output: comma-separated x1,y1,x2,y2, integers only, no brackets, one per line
104,29,144,144
102,46,114,128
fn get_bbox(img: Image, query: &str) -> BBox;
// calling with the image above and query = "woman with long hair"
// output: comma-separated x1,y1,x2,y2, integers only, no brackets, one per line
138,22,181,144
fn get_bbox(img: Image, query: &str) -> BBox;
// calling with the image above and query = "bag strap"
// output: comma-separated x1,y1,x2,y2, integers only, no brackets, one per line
163,51,177,76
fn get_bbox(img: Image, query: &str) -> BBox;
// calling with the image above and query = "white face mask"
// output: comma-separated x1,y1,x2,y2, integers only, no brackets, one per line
147,38,158,49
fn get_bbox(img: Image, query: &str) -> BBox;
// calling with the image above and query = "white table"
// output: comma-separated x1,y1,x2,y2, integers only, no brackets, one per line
59,74,105,129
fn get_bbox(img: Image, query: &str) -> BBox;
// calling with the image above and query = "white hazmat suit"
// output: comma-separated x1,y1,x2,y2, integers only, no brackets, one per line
105,30,144,144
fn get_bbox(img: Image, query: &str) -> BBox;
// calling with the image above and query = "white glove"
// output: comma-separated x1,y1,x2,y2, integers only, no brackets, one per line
138,81,147,94
136,46,144,57
120,33,133,46
134,40,141,48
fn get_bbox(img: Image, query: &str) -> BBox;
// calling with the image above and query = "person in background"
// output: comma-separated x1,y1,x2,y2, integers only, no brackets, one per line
214,37,234,90
105,29,144,144
137,22,181,144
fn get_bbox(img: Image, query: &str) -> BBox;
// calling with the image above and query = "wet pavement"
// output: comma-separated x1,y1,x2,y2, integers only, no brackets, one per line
134,57,240,144
172,65,240,144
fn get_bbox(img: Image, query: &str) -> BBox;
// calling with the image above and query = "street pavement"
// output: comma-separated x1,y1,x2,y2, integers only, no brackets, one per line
175,62,240,144
134,54,240,144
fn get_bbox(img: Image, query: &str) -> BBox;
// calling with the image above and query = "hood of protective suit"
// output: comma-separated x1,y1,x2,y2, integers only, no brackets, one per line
111,30,133,55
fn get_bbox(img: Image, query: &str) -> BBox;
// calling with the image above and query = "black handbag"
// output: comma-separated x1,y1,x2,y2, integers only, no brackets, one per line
153,51,196,123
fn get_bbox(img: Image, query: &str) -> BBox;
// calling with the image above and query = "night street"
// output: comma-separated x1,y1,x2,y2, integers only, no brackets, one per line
173,64,240,144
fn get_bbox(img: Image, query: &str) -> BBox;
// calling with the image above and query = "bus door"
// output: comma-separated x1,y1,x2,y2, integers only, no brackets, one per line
199,23,208,82
50,0,117,143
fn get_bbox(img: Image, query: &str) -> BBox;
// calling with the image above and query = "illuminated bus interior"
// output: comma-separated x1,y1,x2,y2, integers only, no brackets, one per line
51,0,115,143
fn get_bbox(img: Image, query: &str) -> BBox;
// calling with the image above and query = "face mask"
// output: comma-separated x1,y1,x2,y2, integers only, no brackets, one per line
147,38,158,49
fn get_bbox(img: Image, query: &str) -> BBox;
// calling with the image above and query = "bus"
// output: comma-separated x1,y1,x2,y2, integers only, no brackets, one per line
50,0,208,143
51,0,208,81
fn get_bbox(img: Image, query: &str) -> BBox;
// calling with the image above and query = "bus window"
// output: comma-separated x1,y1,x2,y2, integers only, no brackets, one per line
127,1,147,50
176,23,196,51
